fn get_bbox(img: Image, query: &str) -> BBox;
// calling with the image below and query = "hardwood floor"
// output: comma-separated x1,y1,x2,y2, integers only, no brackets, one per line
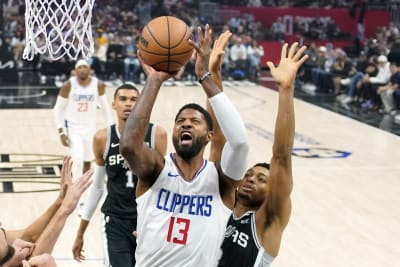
1,82,399,266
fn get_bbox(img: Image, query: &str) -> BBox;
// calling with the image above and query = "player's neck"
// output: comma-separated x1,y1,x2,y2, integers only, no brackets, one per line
77,76,91,86
235,199,258,217
118,120,126,134
173,153,205,181
233,204,251,217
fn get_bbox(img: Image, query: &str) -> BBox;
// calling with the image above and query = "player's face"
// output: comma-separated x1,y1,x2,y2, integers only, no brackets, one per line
172,108,212,159
75,65,91,80
112,89,139,120
0,227,9,263
0,227,23,267
237,166,269,205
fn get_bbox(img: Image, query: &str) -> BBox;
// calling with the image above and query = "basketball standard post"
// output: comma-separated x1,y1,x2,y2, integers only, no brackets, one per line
23,0,95,61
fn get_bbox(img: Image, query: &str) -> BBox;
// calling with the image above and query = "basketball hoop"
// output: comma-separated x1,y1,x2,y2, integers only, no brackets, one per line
23,0,95,61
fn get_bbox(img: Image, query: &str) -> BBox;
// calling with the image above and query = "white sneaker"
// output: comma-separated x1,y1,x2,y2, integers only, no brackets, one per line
341,96,352,104
336,94,346,101
340,78,350,86
394,114,400,124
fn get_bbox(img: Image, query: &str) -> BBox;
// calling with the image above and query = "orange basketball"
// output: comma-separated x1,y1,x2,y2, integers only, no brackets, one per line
138,16,194,73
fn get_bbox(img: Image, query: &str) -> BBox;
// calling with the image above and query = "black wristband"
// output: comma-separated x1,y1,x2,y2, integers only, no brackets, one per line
198,71,211,84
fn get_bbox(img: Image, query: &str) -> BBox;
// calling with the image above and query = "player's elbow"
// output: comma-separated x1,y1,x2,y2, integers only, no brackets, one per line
233,139,250,155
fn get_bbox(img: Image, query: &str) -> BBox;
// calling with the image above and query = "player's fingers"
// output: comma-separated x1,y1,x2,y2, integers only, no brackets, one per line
266,61,275,74
287,42,298,59
281,43,288,59
297,54,309,68
293,45,307,62
188,39,201,54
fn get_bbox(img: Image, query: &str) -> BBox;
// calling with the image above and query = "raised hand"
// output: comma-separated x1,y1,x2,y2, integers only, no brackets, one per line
209,31,232,75
266,42,308,90
59,167,93,215
57,156,72,201
189,24,213,78
136,50,173,83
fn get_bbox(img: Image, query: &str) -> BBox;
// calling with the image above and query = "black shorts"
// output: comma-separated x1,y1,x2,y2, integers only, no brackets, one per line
105,216,136,267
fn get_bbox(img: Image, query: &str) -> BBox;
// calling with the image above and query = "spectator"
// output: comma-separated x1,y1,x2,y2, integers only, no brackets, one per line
247,38,264,82
377,62,400,113
229,36,248,80
271,16,285,41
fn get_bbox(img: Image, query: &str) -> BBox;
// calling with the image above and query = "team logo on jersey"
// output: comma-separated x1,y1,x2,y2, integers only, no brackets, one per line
0,153,63,193
72,93,95,102
156,188,213,217
240,218,249,224
167,172,179,177
224,225,237,238
111,142,119,148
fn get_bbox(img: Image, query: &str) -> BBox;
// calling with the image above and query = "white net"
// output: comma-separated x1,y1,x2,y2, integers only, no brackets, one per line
23,0,95,61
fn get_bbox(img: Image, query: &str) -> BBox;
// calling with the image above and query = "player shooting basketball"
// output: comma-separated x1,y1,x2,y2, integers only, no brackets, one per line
119,24,249,266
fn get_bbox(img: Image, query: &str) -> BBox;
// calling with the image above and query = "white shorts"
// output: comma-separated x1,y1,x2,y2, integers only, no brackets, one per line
65,120,96,162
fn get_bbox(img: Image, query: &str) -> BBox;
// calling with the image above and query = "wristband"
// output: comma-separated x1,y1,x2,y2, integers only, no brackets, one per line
198,71,211,84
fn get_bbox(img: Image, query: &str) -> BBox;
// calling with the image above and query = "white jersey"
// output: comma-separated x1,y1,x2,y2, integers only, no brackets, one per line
65,76,99,124
135,153,231,267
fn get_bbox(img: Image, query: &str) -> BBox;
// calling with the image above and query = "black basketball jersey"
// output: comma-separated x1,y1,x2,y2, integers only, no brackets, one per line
218,211,274,267
101,123,155,219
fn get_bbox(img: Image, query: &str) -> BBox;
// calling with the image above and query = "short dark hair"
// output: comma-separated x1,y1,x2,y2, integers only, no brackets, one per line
253,162,270,170
175,103,213,131
113,83,140,99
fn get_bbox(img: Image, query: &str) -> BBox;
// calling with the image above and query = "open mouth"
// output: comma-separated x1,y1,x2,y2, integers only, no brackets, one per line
241,183,254,193
180,131,193,145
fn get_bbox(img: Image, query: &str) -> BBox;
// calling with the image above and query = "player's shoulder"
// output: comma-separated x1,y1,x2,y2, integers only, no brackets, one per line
154,124,167,136
94,127,108,142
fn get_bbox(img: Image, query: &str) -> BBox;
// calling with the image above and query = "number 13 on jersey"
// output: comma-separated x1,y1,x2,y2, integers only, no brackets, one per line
167,216,191,245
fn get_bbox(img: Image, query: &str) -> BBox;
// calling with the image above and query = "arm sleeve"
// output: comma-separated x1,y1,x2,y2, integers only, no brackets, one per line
98,94,114,126
80,164,106,221
53,96,68,129
209,92,249,180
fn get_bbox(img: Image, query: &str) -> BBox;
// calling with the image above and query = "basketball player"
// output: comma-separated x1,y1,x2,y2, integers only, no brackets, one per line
217,43,308,266
0,157,93,267
53,59,113,181
120,24,249,266
72,84,167,267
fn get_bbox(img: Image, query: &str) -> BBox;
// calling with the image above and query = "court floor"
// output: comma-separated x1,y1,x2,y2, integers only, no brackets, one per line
1,83,400,267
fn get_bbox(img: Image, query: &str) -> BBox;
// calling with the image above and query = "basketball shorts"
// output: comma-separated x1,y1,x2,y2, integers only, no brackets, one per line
104,215,137,267
65,120,96,162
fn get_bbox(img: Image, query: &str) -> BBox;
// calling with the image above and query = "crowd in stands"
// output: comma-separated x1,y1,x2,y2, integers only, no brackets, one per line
299,23,400,119
1,0,399,119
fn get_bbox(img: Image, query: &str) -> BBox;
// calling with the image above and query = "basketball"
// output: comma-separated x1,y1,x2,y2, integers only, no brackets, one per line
138,16,194,73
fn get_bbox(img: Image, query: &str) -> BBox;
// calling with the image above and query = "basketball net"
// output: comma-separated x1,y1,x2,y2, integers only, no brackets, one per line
23,0,95,61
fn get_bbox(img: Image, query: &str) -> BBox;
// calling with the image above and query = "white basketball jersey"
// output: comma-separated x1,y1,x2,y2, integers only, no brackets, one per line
65,76,99,124
135,153,231,267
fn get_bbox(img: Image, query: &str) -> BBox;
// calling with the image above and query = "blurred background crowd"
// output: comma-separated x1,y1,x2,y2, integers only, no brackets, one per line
1,0,400,118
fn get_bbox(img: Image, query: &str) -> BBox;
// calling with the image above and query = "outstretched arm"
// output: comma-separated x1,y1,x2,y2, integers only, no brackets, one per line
120,54,171,192
207,30,232,163
72,129,106,262
31,157,93,256
266,42,308,227
191,25,249,184
53,82,70,147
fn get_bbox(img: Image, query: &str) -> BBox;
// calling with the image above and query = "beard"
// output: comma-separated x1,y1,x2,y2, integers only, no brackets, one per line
173,134,208,160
